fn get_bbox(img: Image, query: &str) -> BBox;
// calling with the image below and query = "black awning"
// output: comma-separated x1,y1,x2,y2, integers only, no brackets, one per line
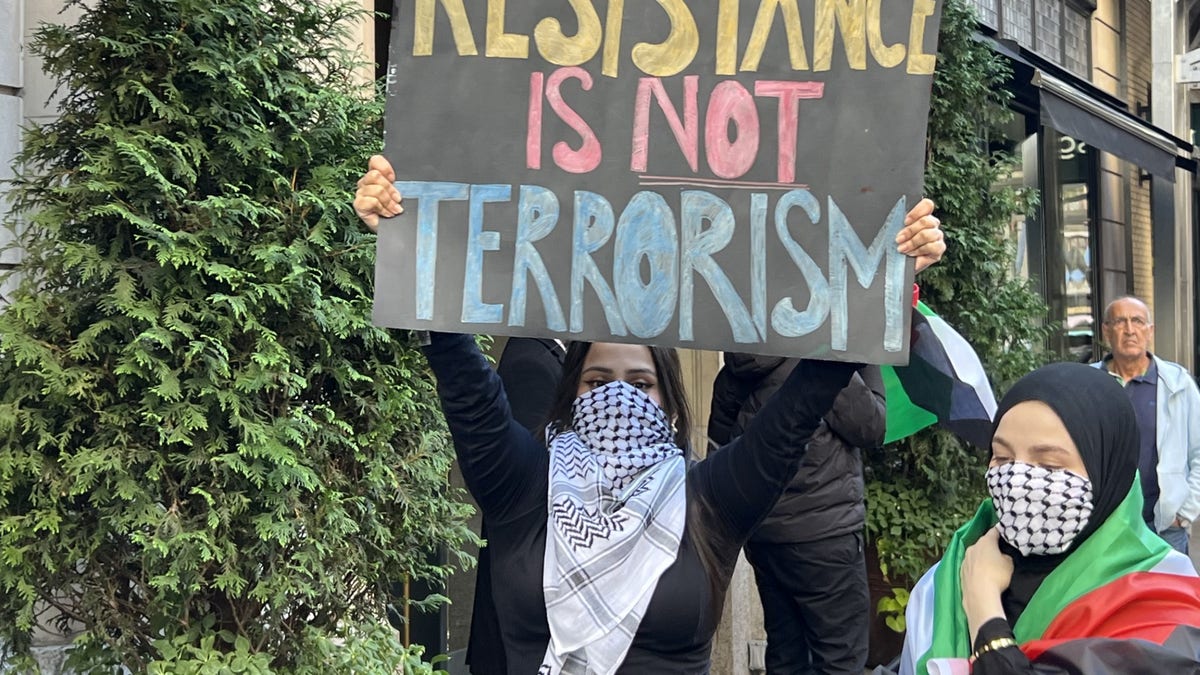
982,36,1193,181
1039,88,1177,179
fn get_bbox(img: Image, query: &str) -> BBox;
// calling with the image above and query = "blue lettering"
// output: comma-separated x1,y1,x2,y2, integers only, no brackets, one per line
510,186,567,331
828,197,907,352
570,192,627,335
679,191,757,343
613,192,678,339
750,193,768,341
395,181,470,321
461,184,509,324
771,189,830,338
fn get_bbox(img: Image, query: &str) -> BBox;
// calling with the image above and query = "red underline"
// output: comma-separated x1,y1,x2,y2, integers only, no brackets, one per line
637,175,809,190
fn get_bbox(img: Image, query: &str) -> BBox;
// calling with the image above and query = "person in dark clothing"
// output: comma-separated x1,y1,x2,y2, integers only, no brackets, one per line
494,337,566,430
709,355,886,674
354,155,947,674
467,337,565,675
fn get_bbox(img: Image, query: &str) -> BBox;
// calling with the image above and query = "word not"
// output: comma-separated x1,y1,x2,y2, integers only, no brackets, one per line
396,181,908,352
410,0,938,77
527,71,825,181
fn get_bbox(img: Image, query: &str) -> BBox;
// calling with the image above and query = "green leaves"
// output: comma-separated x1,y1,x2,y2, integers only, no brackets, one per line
865,0,1051,617
0,0,473,671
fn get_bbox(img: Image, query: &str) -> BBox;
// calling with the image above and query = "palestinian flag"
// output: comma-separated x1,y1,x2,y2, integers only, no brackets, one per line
883,302,997,448
899,485,1200,675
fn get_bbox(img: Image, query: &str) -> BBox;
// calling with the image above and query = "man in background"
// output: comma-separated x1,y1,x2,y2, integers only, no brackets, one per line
1093,295,1200,553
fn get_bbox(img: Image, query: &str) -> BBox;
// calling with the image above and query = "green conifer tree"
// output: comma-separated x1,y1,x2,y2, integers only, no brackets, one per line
0,1,472,671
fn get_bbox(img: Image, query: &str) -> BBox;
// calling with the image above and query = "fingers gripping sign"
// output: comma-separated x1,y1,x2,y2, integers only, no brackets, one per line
354,155,403,232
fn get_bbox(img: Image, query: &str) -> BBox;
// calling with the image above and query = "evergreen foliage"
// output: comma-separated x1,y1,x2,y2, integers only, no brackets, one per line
0,0,472,670
865,0,1052,612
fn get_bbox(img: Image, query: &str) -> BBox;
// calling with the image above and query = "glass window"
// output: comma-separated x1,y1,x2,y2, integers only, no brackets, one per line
1055,134,1098,361
1062,8,1090,78
971,0,1001,28
1003,0,1035,47
988,1,1091,77
1036,0,1063,63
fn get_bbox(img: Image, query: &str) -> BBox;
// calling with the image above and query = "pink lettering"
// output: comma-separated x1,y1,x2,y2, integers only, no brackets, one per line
526,72,545,170
704,81,759,179
545,67,602,174
754,81,824,183
631,76,699,173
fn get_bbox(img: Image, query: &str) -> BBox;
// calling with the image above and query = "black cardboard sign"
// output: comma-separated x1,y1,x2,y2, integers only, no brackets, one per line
375,0,942,363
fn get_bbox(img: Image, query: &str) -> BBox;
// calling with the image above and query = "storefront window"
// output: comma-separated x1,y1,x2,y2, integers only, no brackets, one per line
993,117,1037,283
974,0,1091,79
1056,134,1098,361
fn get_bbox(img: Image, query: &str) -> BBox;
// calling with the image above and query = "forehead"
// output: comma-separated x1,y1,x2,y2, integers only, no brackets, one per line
993,400,1083,460
583,343,657,373
1107,298,1149,319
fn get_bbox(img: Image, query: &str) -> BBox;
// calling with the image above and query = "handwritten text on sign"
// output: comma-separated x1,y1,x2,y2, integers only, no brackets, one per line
374,0,942,363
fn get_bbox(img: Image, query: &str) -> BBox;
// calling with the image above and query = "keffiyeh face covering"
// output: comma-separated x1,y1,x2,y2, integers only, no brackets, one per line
987,461,1094,557
540,380,686,675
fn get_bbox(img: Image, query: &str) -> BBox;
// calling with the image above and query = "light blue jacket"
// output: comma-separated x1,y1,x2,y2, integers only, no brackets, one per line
1092,355,1200,532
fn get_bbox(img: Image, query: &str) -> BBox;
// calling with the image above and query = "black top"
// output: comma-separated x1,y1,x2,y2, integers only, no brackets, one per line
423,333,855,673
707,353,885,543
468,337,566,675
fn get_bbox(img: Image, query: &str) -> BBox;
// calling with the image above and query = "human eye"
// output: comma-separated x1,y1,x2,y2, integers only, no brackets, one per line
585,378,610,389
630,380,655,391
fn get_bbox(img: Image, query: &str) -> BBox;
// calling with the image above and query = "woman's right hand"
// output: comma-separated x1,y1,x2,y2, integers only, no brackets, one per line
353,155,403,232
961,527,1013,644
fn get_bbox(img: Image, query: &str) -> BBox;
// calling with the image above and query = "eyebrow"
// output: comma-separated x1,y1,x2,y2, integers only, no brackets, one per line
991,438,1073,457
1027,444,1073,457
581,366,656,377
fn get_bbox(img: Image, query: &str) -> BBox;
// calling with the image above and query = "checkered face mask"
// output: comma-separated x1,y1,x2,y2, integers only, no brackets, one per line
986,461,1094,557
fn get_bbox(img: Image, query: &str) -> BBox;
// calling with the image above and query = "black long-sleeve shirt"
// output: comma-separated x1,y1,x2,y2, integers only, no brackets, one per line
423,333,855,673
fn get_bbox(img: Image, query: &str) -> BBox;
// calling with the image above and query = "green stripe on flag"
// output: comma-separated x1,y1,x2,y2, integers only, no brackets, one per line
883,301,939,444
915,479,1170,673
883,365,937,443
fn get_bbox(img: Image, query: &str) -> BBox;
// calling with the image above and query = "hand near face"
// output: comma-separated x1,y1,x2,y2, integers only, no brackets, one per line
897,198,946,273
353,155,402,232
961,527,1013,643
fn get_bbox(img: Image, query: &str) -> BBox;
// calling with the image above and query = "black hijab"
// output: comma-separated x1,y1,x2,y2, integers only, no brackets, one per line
989,362,1140,623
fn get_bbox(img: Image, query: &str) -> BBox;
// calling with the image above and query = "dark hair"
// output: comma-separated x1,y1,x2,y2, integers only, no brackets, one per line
539,341,693,450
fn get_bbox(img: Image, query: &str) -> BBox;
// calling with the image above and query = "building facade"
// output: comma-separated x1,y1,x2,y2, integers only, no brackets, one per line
965,0,1197,368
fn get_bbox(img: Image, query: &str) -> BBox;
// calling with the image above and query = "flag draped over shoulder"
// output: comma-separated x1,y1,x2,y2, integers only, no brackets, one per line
901,485,1200,675
884,302,997,448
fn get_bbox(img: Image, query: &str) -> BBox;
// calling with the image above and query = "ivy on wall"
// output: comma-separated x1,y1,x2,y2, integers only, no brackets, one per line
865,0,1052,623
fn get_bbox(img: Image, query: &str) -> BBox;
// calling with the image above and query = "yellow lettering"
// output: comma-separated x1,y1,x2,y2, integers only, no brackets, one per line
534,0,603,66
413,0,478,57
632,0,700,77
907,0,937,74
741,0,809,73
602,0,626,77
486,0,528,58
814,0,866,72
716,0,739,75
866,0,905,67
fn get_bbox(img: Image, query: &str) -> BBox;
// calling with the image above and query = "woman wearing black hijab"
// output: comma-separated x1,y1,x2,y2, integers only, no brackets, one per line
899,363,1200,674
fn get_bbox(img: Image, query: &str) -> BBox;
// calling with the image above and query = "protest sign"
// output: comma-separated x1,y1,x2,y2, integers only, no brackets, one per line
374,0,942,363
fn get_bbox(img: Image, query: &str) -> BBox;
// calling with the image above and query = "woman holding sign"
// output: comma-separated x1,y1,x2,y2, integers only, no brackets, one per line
356,156,946,674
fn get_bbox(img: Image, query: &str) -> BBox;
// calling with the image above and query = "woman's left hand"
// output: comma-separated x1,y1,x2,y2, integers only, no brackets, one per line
897,198,945,273
961,527,1013,644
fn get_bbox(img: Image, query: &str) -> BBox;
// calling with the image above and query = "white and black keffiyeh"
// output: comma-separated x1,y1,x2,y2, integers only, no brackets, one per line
987,461,1094,557
539,380,686,675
